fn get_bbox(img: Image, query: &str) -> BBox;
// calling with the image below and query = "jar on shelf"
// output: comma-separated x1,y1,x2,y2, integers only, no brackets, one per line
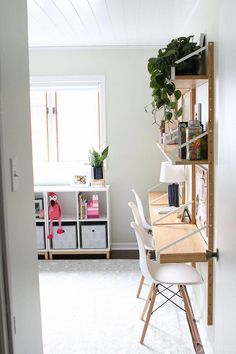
186,119,202,160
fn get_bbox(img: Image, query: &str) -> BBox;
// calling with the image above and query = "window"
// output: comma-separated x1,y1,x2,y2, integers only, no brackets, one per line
30,77,105,165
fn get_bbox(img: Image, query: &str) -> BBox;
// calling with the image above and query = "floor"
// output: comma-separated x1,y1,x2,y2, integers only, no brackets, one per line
38,259,195,354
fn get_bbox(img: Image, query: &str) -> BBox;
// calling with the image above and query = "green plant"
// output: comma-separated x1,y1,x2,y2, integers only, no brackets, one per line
89,146,109,167
145,35,201,124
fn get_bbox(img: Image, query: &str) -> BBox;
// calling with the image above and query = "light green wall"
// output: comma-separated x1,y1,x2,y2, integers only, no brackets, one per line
29,47,166,244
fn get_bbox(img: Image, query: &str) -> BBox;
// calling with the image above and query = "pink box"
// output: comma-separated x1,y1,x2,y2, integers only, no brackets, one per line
87,195,99,218
87,208,99,218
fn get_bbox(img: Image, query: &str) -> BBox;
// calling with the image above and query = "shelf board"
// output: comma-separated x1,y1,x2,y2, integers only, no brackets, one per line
157,143,208,165
79,216,107,222
174,75,208,90
34,185,110,193
54,215,77,222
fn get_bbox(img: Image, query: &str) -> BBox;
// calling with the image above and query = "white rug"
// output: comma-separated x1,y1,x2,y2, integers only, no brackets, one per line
38,260,195,354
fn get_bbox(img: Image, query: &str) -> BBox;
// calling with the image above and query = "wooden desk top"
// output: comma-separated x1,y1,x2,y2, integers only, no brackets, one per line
149,192,207,263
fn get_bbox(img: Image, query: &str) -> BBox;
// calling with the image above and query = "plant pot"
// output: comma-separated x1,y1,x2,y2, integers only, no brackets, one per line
92,166,103,180
176,55,201,75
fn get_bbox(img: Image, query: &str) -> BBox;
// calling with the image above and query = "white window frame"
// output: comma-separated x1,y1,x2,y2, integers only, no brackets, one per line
30,75,106,164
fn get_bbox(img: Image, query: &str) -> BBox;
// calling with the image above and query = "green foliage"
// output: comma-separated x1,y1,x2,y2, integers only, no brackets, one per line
146,35,201,124
89,146,109,167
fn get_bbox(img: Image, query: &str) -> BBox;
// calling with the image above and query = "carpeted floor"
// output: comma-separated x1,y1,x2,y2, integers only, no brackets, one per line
38,260,195,354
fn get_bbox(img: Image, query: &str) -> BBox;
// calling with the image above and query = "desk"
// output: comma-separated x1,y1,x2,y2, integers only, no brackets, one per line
149,192,207,263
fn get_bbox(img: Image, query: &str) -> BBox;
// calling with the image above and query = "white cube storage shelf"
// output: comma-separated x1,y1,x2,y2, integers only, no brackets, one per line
34,185,110,259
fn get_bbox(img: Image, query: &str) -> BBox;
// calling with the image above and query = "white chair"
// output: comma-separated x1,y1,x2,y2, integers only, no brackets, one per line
130,221,202,344
131,189,152,232
128,201,155,298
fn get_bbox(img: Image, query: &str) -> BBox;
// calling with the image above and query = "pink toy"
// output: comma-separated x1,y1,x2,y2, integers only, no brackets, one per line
87,194,99,218
47,192,64,239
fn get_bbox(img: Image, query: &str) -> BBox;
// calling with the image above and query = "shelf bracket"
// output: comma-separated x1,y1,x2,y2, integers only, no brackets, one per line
206,248,219,261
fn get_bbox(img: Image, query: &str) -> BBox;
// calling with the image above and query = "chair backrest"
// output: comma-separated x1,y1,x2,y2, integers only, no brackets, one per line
131,189,150,230
130,221,157,283
128,202,154,250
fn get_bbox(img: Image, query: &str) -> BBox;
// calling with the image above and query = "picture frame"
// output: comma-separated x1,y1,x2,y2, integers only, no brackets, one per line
35,198,44,218
72,173,90,188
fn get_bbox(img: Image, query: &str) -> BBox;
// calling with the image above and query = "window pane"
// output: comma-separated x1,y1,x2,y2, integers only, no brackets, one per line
30,91,48,162
56,89,100,162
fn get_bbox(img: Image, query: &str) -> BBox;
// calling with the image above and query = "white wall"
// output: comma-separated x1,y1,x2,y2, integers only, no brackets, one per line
29,47,165,245
181,0,236,353
214,2,236,351
0,1,43,353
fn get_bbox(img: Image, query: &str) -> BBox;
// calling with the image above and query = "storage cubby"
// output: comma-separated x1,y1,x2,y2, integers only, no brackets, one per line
78,191,108,220
34,185,110,259
53,192,77,221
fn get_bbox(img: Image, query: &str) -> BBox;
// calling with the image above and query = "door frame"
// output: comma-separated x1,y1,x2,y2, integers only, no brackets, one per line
0,135,13,354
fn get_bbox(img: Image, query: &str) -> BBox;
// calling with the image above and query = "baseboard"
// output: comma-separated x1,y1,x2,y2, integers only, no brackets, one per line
111,242,138,250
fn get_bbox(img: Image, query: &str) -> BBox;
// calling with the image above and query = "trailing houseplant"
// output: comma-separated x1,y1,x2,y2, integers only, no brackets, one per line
145,35,201,125
89,146,109,180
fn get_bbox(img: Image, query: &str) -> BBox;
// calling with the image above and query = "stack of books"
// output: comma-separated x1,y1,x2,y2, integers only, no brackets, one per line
78,193,87,219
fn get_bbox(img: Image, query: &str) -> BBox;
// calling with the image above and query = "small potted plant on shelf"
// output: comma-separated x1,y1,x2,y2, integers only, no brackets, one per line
89,146,109,180
145,35,202,126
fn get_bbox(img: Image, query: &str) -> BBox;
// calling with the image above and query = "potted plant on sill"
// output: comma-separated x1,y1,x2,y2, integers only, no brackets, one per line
89,146,109,180
145,35,202,126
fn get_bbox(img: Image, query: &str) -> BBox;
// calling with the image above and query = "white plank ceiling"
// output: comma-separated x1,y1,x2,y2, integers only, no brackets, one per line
27,0,197,47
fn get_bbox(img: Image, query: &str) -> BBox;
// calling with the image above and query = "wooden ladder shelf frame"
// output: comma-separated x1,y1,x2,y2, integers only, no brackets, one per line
181,41,214,326
180,41,214,326
207,41,214,326
156,42,215,325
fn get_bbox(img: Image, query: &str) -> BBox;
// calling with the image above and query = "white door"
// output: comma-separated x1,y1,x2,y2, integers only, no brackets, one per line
0,225,12,354
0,0,43,353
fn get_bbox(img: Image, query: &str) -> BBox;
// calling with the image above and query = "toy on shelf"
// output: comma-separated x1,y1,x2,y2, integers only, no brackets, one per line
47,192,64,239
87,194,99,218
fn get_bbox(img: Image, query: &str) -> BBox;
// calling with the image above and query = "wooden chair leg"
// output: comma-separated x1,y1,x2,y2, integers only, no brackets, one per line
141,284,153,321
140,284,158,344
136,275,145,298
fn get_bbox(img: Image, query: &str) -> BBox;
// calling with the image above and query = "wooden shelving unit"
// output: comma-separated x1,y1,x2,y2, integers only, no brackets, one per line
157,42,214,325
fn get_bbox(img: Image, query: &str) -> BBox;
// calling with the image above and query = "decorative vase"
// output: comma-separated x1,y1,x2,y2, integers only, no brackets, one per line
92,166,103,180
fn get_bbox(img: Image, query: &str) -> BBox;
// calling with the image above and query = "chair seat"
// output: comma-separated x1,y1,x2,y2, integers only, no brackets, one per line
149,261,202,285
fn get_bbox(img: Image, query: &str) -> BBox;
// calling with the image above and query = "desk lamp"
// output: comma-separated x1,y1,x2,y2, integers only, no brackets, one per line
160,161,185,207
